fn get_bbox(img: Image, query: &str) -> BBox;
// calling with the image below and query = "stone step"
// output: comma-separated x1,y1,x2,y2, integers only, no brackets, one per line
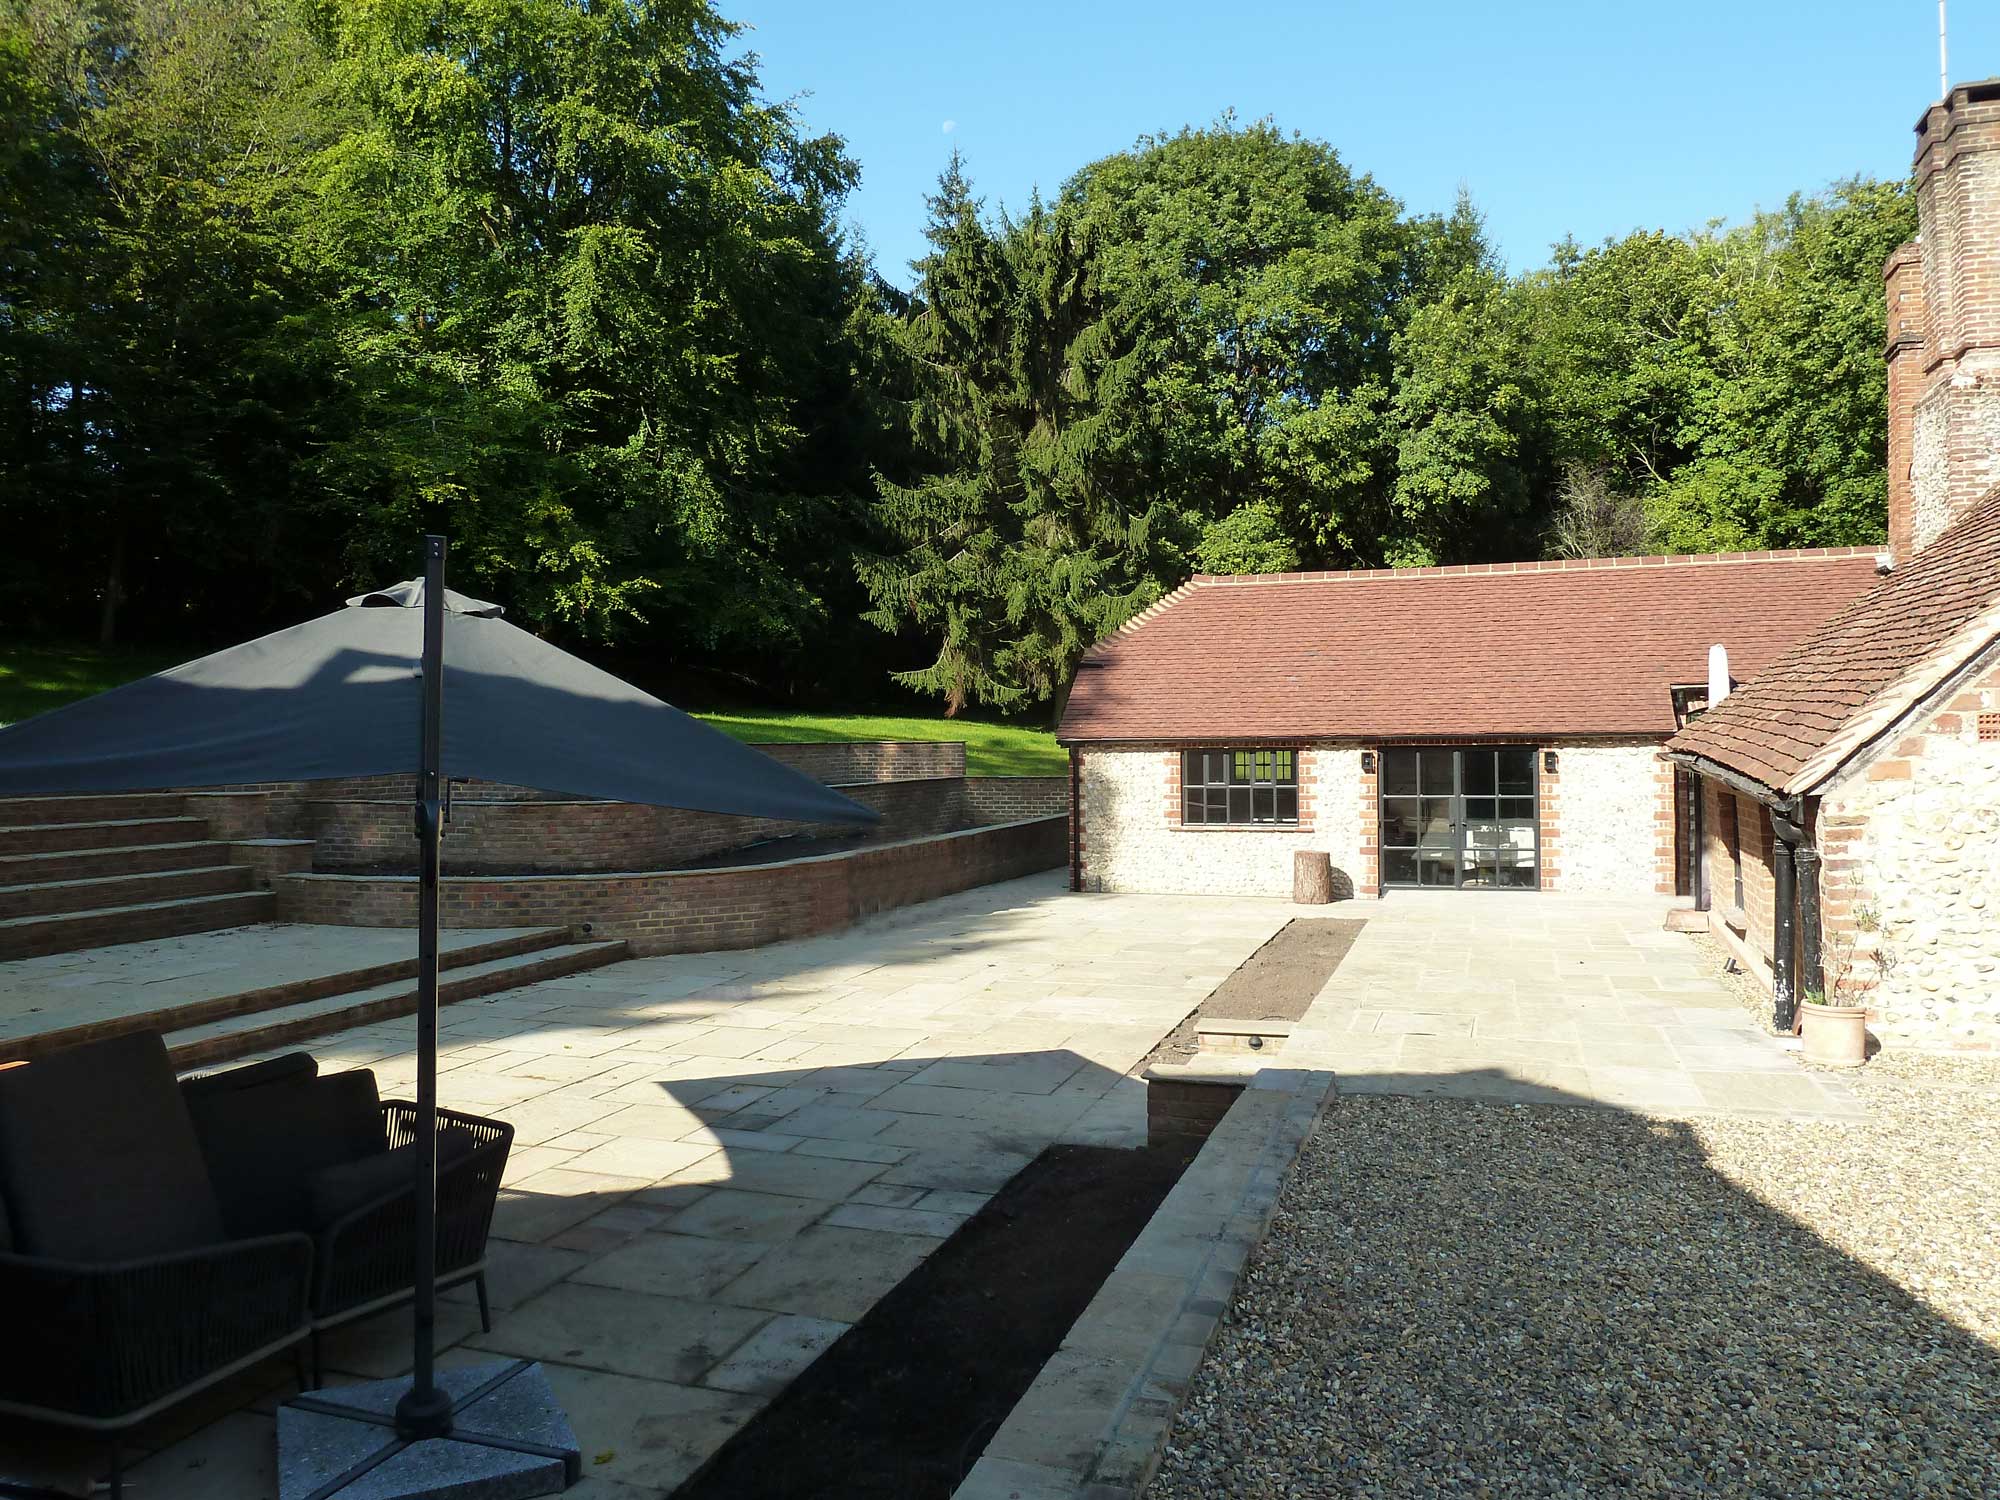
0,839,226,885
166,940,631,1070
0,816,208,857
0,863,254,920
0,927,579,1065
0,793,188,826
0,889,275,961
1194,1019,1295,1054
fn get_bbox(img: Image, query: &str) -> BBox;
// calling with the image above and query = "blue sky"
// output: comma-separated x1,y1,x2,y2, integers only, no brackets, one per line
726,1,2000,285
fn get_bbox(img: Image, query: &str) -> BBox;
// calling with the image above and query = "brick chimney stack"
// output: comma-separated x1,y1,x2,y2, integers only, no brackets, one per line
1884,239,1926,562
1895,80,2000,559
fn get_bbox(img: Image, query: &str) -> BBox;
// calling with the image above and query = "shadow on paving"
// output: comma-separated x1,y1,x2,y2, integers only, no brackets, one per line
1151,1067,2000,1499
0,1035,1167,1499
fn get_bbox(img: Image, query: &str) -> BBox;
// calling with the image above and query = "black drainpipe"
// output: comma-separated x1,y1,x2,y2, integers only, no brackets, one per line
1769,810,1797,1032
1668,752,1820,1033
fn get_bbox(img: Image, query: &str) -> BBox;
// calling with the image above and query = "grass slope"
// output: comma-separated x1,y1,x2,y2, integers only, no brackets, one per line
0,644,1066,776
0,643,188,726
692,709,1063,777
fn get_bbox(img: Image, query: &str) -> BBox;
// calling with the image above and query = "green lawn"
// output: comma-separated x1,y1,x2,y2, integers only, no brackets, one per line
693,710,1064,776
0,643,190,726
0,644,1065,775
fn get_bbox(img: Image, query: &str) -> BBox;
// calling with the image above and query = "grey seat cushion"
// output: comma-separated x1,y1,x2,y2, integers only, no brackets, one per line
180,1051,318,1101
188,1069,386,1238
307,1127,479,1231
0,1032,225,1261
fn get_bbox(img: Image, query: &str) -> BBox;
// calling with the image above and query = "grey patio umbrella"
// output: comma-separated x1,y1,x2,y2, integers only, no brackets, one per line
0,537,877,1497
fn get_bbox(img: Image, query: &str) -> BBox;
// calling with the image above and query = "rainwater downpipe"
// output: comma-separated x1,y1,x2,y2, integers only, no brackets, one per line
1768,799,1823,1033
1668,739,1823,1034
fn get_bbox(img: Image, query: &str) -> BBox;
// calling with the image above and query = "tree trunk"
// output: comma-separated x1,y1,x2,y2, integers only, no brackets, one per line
98,521,125,647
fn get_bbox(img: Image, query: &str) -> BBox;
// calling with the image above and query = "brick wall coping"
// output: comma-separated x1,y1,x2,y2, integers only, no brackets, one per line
296,773,971,807
283,814,1066,885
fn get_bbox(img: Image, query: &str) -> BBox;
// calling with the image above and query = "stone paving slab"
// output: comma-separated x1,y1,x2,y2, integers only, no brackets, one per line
1283,892,1865,1120
0,922,549,1044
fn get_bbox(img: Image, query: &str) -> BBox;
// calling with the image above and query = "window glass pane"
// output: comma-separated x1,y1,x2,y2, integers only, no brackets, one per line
1499,748,1536,795
1382,750,1419,796
1206,752,1229,784
1380,797,1419,846
1253,786,1275,822
1419,853,1455,886
1228,786,1252,822
1275,786,1298,822
1462,796,1497,821
1501,796,1536,821
1418,798,1454,848
1232,750,1254,783
1207,787,1227,819
1384,849,1418,884
1463,752,1496,796
1184,791,1205,824
1182,751,1203,786
1274,750,1296,783
1253,749,1272,781
1421,752,1455,794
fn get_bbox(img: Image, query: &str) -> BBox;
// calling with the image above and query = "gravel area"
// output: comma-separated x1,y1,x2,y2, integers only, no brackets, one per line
1152,1052,2000,1498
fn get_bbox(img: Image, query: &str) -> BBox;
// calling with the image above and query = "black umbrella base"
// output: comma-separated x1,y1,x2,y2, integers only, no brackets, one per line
277,1360,578,1500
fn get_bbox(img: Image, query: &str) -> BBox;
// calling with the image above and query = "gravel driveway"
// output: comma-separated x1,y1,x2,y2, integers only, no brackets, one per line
1151,1053,2000,1498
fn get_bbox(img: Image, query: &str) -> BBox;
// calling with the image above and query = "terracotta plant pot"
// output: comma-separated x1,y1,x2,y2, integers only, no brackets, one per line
1801,1002,1869,1067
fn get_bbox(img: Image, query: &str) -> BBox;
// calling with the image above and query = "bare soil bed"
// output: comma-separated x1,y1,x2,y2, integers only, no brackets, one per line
674,1142,1193,1500
1148,917,1363,1066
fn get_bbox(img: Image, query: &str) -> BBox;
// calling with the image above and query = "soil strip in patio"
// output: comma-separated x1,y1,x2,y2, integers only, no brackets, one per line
1148,916,1364,1065
673,1142,1193,1500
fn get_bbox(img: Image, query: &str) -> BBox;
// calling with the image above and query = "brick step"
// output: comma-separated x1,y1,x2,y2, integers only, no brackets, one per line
0,864,254,920
166,940,631,1071
0,927,577,1065
0,839,229,886
0,793,188,826
0,889,275,961
0,816,208,857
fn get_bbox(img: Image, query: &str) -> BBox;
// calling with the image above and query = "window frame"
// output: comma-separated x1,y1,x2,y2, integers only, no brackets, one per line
1179,747,1302,827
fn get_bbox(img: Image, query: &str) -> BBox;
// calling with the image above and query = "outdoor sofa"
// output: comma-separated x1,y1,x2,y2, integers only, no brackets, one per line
0,1033,510,1494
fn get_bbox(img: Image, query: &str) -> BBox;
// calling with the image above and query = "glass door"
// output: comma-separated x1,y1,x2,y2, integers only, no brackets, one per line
1380,746,1539,889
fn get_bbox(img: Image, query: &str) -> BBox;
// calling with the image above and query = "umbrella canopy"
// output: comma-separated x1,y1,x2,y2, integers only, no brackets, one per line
0,579,877,826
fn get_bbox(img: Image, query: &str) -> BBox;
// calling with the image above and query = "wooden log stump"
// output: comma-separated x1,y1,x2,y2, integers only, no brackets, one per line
1293,849,1333,904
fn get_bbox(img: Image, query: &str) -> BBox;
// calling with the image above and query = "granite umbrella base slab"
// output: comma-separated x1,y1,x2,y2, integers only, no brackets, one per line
277,1361,578,1500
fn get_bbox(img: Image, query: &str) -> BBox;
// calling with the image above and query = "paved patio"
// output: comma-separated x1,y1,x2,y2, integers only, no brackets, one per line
8,879,1867,1496
1283,891,1864,1118
80,872,1298,1498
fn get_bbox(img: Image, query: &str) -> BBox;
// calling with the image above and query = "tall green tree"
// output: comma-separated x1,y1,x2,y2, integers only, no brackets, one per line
2,0,337,642
295,0,867,659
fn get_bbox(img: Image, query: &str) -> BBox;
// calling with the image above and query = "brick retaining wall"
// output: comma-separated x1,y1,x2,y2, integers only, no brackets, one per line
963,776,1067,824
303,776,977,874
273,815,1067,953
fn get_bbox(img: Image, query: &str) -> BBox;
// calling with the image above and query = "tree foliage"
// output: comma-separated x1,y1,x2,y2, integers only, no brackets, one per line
0,22,1915,716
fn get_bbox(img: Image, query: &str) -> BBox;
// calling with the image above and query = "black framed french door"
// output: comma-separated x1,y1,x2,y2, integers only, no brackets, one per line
1379,746,1540,889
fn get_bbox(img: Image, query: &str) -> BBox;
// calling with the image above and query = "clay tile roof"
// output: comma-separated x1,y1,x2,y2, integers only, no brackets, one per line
1668,494,2000,794
1058,550,1885,745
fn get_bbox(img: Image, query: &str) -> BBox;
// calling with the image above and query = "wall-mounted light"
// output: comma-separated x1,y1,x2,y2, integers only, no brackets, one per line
1361,751,1376,775
1543,751,1559,774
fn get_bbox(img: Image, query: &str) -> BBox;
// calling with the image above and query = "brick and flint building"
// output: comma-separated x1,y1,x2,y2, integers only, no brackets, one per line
1059,79,2000,1051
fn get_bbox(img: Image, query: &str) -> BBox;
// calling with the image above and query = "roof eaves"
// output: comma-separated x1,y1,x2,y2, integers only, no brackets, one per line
1789,599,2000,794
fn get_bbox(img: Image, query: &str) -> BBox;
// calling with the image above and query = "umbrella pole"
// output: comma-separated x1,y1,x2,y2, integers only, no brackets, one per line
394,535,453,1441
